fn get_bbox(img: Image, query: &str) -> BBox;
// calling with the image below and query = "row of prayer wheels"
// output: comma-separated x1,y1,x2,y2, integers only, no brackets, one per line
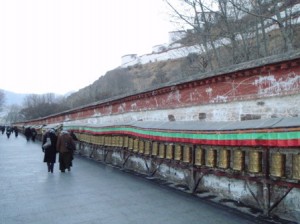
76,133,300,180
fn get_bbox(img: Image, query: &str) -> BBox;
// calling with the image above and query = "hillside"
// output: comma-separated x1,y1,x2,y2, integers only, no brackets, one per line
66,28,300,109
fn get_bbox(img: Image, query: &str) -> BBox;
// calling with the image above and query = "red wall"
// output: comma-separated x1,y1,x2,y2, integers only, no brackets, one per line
20,58,300,126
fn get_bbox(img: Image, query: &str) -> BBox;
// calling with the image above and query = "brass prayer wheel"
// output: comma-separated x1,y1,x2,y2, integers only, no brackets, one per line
133,139,139,152
248,150,262,173
128,138,133,150
80,134,84,142
118,136,124,147
115,136,120,147
90,135,95,144
144,141,151,155
174,144,182,161
93,136,98,145
158,143,165,158
99,135,104,145
108,136,112,146
233,150,245,171
194,146,204,166
111,136,116,147
292,154,300,180
91,135,98,144
83,134,89,143
77,133,82,141
206,148,216,167
270,153,285,177
219,148,230,169
123,136,129,148
152,142,158,156
183,145,191,163
138,140,145,154
166,144,173,160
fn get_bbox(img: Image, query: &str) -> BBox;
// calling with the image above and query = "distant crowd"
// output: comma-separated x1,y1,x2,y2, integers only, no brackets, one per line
0,125,18,138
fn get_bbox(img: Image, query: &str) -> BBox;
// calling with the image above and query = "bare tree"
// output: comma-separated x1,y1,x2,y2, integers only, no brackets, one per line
21,93,69,120
228,0,295,52
164,0,298,70
164,0,220,70
5,104,23,123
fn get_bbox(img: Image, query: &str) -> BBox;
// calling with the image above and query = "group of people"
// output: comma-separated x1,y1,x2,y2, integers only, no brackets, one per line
42,129,77,173
24,127,37,142
0,126,18,138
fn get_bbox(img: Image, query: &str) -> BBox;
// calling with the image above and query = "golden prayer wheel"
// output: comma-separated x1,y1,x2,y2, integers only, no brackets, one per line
82,134,87,142
80,134,84,142
158,143,165,158
174,144,182,161
108,136,112,146
144,141,151,155
219,149,230,169
93,136,97,144
133,139,139,152
166,144,173,160
270,153,285,177
206,148,216,167
233,150,245,171
138,140,145,154
99,136,104,145
248,150,262,173
111,136,116,147
194,146,204,166
183,145,191,163
105,136,112,146
88,134,92,143
77,133,82,141
116,136,120,147
152,142,158,156
124,136,129,148
90,135,94,144
118,136,124,147
128,138,133,150
93,136,97,145
292,154,300,180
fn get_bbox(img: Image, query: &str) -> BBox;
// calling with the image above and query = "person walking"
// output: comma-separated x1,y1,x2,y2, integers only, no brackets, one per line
42,129,58,173
14,126,18,137
56,130,75,173
6,126,12,139
24,127,32,141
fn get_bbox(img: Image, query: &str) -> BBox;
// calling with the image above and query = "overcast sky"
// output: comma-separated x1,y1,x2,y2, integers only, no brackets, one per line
0,0,173,94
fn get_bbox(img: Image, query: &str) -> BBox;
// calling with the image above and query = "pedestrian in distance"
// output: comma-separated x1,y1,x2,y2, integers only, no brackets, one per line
14,126,18,137
56,130,76,173
0,126,5,134
42,129,58,173
24,127,32,141
6,126,12,139
31,128,37,142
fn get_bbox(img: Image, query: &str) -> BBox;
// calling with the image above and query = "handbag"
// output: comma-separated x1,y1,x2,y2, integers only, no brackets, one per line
42,137,51,150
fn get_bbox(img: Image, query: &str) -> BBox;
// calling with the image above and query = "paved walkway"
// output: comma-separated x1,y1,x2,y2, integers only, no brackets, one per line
0,133,280,224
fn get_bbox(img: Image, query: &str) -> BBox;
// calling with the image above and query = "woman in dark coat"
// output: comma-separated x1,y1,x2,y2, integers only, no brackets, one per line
42,129,57,173
56,130,75,173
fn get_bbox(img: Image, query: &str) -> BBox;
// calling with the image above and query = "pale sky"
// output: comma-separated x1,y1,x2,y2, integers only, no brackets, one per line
0,0,173,94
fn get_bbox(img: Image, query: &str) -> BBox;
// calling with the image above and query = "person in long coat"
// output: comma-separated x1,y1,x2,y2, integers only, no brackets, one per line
42,129,58,173
24,127,32,141
56,130,75,173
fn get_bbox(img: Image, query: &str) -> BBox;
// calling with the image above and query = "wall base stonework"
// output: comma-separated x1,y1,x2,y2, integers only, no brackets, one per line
75,142,300,222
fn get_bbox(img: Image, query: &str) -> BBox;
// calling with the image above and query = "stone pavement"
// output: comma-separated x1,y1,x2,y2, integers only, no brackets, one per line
0,133,275,224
